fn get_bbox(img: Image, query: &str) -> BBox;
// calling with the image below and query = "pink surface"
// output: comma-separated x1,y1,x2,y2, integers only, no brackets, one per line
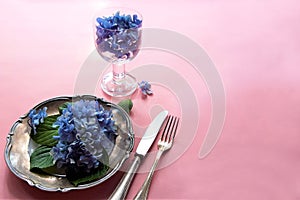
1,0,300,199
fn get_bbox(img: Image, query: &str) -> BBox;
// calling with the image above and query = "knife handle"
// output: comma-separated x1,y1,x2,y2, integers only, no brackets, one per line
108,155,142,200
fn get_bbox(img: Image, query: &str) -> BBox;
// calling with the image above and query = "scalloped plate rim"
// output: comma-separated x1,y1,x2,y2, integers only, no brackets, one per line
4,95,134,192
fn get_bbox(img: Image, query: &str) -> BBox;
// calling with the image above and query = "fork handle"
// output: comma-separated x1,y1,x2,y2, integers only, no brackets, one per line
133,149,164,200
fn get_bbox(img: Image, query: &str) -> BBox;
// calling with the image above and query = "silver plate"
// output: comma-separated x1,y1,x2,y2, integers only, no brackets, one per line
4,95,134,192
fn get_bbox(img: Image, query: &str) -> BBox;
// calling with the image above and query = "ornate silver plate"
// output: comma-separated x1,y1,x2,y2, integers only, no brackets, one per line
4,95,134,192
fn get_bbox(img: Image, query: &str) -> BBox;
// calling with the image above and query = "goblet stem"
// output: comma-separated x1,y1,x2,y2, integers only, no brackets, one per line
101,63,137,97
112,63,125,82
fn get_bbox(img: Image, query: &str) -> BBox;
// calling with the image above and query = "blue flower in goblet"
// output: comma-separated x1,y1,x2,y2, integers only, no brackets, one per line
94,9,143,97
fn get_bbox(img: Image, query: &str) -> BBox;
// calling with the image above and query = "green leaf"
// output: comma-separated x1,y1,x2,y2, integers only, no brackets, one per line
30,146,55,170
70,148,110,186
31,115,59,146
118,99,133,114
58,102,69,114
70,165,109,186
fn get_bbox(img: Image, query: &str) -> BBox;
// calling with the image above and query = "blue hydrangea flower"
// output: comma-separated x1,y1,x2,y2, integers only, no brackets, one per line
52,103,76,143
52,140,100,174
138,81,153,96
51,141,68,168
96,11,142,30
28,107,47,135
66,140,99,172
95,11,142,63
51,100,117,175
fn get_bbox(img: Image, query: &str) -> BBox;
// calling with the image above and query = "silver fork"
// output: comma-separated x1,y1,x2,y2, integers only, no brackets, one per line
133,115,180,200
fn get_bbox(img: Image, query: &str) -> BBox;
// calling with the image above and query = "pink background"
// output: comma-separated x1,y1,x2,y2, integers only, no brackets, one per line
1,0,300,199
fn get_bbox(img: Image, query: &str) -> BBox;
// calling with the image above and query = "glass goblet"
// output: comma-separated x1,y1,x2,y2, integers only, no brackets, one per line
94,8,142,97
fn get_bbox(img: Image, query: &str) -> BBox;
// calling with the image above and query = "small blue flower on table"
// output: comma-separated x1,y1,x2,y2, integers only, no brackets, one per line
138,80,153,96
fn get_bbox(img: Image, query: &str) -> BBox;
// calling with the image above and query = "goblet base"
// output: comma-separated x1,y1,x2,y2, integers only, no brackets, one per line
101,72,137,97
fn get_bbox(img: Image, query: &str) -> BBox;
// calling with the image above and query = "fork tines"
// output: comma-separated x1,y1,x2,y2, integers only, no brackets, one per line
161,115,179,142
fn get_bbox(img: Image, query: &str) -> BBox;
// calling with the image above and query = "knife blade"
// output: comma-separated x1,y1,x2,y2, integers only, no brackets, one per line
109,110,168,200
136,111,168,156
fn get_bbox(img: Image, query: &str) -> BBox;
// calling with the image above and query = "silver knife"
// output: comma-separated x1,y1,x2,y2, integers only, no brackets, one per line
109,110,168,200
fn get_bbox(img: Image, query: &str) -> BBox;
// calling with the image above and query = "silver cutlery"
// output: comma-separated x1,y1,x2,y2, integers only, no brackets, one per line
109,110,168,200
134,115,179,200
